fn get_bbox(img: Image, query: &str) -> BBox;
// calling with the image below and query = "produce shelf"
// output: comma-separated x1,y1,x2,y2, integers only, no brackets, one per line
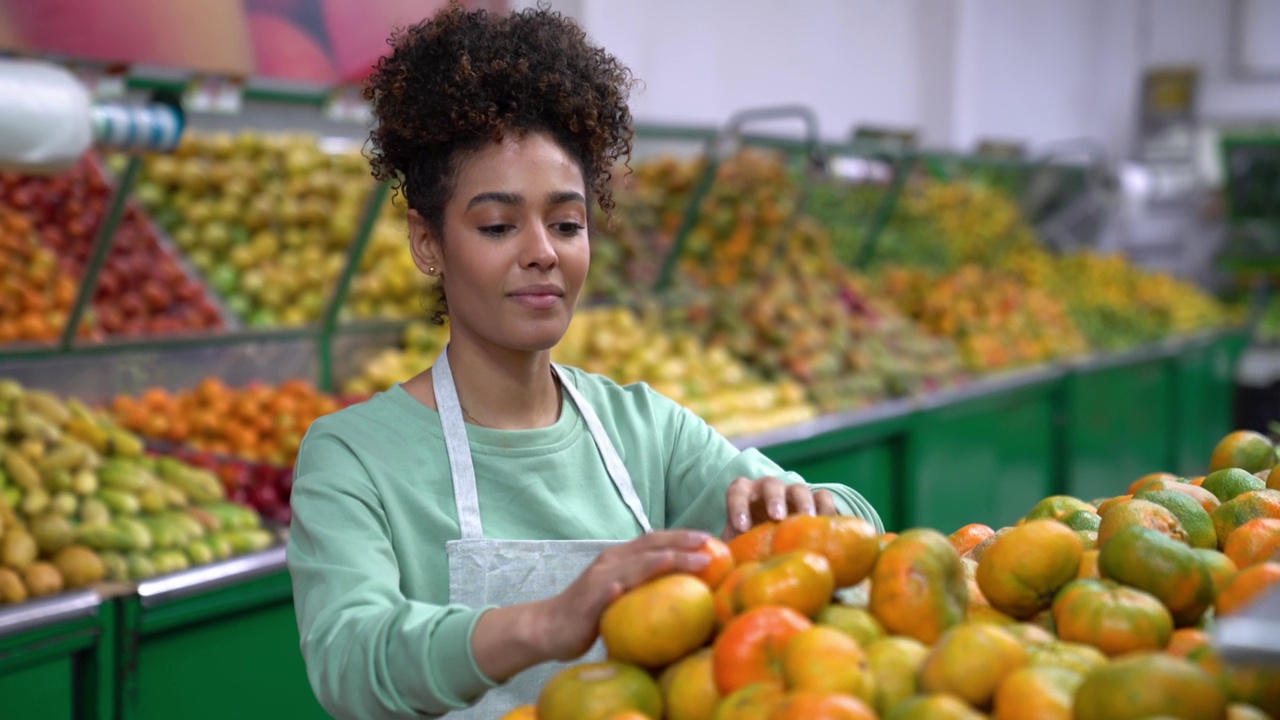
0,588,117,720
118,546,327,720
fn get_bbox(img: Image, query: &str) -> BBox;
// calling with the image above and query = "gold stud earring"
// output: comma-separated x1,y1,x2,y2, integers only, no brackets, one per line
428,266,436,275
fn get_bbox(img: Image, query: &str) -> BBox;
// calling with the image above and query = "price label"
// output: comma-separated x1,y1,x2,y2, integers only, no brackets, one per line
325,86,373,125
184,75,244,115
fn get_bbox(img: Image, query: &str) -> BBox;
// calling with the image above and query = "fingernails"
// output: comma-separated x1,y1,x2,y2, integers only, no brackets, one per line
769,501,785,520
735,513,749,531
686,553,711,570
687,530,711,545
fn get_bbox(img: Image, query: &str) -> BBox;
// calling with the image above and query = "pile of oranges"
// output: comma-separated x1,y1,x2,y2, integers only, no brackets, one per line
108,378,343,467
0,207,92,344
506,429,1280,720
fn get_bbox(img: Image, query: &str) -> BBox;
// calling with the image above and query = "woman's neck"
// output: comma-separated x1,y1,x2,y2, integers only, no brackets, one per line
430,333,562,430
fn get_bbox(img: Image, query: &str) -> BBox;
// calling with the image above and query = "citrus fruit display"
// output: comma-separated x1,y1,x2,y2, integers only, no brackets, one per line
523,428,1280,719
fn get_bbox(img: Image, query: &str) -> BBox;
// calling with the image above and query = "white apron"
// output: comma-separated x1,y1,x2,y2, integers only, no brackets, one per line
433,349,653,718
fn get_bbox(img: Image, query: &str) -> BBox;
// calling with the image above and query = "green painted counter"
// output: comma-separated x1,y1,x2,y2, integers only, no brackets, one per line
1171,331,1250,476
746,400,914,531
118,547,327,720
1062,346,1177,502
905,369,1065,533
0,589,116,720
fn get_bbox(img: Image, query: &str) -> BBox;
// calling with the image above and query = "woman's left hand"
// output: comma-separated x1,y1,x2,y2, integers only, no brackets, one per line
722,476,838,541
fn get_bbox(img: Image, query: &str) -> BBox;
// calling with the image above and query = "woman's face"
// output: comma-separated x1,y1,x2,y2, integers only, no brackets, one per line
410,131,590,353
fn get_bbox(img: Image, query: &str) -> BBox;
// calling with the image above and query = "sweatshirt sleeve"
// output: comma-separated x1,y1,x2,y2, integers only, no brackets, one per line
287,428,499,719
652,388,884,534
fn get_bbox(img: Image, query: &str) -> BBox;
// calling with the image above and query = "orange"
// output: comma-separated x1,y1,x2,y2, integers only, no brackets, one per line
604,713,651,720
864,636,928,716
876,532,898,551
709,683,784,720
712,606,811,694
1128,471,1181,495
537,662,663,720
1077,549,1100,579
727,523,776,564
992,665,1083,720
714,562,759,627
1133,488,1219,549
781,626,873,703
1130,478,1221,514
1213,490,1280,548
1072,652,1226,720
1052,578,1173,656
1094,495,1131,517
1097,497,1188,547
601,575,715,669
1216,561,1280,616
976,519,1084,620
731,551,834,619
882,694,984,719
1025,495,1096,522
920,622,1028,709
772,515,879,588
1098,525,1214,627
869,528,967,644
694,537,736,590
499,705,537,720
659,649,720,720
1165,628,1211,659
1197,548,1239,597
814,604,884,648
770,691,876,720
1204,469,1268,504
1224,518,1280,568
948,523,994,556
1025,641,1107,675
1000,622,1055,647
963,526,1013,561
1210,430,1277,474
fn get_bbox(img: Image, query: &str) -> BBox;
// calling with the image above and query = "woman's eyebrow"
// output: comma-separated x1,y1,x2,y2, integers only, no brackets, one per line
466,191,522,209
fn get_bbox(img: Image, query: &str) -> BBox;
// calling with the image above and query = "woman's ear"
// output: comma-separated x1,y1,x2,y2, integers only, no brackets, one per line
407,209,443,277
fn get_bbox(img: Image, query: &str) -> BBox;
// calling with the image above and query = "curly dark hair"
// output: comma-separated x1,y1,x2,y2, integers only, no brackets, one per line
363,3,637,323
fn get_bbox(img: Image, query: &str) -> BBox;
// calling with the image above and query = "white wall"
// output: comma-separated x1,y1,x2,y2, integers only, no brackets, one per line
515,0,1280,157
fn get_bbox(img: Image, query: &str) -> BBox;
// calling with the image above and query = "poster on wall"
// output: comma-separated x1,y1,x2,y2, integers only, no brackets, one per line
0,0,505,85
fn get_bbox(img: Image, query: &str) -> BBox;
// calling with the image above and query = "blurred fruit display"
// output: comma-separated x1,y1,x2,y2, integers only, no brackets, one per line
551,306,818,438
0,207,85,344
0,157,225,340
342,194,433,320
130,130,373,328
0,379,277,604
878,264,1089,372
107,378,346,469
343,321,451,398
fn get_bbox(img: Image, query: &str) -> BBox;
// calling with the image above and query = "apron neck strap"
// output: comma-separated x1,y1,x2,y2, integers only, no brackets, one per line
432,347,653,540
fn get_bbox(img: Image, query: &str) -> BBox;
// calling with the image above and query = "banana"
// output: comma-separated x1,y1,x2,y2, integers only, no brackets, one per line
98,459,153,493
0,379,24,402
113,518,153,552
158,483,188,509
38,442,93,475
22,390,70,427
65,416,110,455
49,491,78,517
71,469,98,496
21,487,50,515
3,451,41,490
97,489,141,516
106,429,144,458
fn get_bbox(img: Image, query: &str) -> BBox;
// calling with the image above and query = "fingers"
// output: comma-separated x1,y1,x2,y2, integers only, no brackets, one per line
786,483,817,517
815,489,838,516
725,476,753,535
757,476,789,522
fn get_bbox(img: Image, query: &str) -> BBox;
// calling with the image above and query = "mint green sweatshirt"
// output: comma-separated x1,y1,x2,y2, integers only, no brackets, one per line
287,366,882,719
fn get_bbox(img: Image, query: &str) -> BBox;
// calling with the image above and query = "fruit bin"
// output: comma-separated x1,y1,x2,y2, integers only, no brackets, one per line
115,545,327,720
0,588,117,720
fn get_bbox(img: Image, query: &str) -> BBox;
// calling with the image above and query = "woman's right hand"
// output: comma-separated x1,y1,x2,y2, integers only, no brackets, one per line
533,529,712,662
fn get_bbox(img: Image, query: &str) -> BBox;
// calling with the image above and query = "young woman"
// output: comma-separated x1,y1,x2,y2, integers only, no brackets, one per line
286,6,883,719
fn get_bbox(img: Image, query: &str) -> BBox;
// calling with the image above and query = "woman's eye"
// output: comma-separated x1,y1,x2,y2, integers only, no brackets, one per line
479,225,514,237
553,222,585,235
